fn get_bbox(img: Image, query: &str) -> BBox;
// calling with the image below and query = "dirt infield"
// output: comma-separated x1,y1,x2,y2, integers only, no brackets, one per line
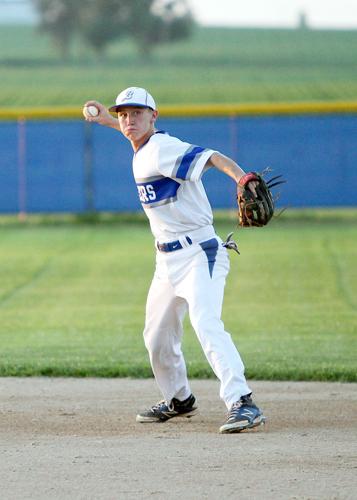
1,378,356,500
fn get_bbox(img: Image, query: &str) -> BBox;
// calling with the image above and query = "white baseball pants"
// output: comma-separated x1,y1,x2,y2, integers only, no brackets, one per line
143,226,251,409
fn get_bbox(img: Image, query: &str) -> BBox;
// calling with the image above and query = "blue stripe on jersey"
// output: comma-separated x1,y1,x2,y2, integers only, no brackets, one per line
199,238,219,278
176,146,205,180
136,177,180,206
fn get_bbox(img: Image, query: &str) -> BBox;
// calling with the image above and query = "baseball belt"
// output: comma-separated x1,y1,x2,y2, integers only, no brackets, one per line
157,236,193,253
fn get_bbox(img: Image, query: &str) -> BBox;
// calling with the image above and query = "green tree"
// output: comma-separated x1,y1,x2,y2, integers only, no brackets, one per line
33,0,194,58
78,0,128,55
128,0,194,56
33,0,81,59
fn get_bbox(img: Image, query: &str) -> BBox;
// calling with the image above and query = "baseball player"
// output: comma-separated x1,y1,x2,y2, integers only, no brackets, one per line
83,87,265,433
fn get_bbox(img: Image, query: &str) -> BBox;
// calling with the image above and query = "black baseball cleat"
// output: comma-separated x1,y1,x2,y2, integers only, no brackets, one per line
219,394,266,434
136,394,198,422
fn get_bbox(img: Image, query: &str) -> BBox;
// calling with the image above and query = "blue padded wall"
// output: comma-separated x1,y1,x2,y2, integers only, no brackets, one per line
0,113,356,213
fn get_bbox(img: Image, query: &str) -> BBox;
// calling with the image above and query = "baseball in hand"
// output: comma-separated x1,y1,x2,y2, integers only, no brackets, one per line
83,105,99,118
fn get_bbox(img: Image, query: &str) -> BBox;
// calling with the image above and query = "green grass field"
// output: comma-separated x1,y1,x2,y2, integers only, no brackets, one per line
0,25,357,106
0,211,356,381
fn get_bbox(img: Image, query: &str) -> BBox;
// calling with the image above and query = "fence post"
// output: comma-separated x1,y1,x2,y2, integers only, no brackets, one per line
229,115,238,162
83,121,95,213
17,117,27,221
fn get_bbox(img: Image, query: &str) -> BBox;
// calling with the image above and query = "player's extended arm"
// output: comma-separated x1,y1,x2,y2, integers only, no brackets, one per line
82,100,120,131
208,152,259,197
208,152,246,183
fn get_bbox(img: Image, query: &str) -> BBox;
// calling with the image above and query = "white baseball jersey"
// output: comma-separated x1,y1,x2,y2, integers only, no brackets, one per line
132,131,216,242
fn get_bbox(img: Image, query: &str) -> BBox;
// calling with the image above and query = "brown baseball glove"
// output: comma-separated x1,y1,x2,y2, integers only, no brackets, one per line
237,171,285,227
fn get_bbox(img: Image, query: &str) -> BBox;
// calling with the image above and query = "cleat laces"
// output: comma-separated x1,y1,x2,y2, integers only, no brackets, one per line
227,400,242,418
151,400,174,413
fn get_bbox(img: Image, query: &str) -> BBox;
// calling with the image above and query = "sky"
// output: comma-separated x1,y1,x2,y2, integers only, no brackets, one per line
189,0,357,29
0,0,357,29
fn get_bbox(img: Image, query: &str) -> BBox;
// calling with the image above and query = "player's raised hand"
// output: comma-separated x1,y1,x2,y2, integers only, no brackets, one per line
82,100,118,128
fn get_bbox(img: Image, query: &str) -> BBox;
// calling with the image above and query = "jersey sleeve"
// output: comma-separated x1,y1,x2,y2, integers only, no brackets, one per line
156,136,216,182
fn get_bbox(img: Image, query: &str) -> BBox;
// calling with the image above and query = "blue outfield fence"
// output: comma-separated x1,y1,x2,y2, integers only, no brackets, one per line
0,112,357,214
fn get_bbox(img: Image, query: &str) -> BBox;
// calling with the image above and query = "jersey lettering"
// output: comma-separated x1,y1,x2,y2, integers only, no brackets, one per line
136,177,180,206
146,184,156,200
137,184,157,203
